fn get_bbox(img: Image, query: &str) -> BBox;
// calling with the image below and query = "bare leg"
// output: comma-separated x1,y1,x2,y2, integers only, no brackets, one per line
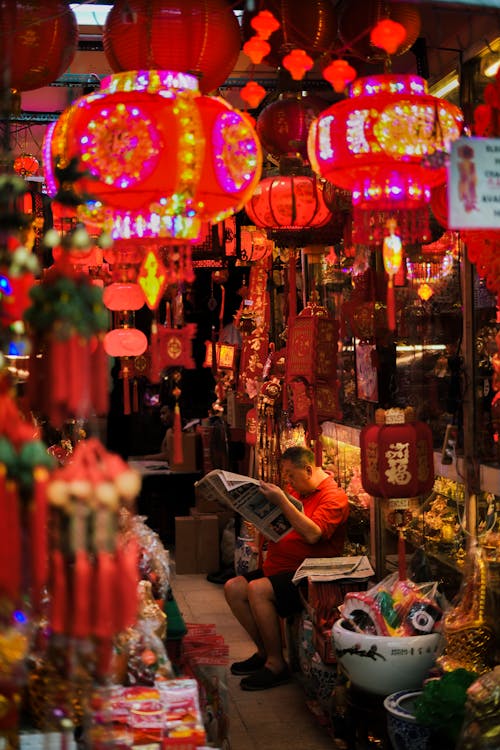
247,578,287,674
224,576,266,656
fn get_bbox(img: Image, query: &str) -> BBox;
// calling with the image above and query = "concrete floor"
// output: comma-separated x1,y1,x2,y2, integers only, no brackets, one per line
170,568,339,750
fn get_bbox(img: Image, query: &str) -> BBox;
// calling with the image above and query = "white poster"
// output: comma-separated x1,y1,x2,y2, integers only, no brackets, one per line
448,137,500,230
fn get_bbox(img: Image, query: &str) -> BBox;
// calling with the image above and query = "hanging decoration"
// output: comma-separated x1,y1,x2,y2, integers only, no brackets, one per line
102,0,241,95
0,0,78,93
285,299,341,465
13,154,39,178
370,18,408,55
256,94,327,162
360,407,435,499
282,49,314,81
322,59,357,94
24,257,109,428
308,74,463,243
405,249,454,301
382,218,404,330
338,0,421,62
44,69,262,245
239,226,274,264
146,321,197,384
240,81,267,109
242,1,337,70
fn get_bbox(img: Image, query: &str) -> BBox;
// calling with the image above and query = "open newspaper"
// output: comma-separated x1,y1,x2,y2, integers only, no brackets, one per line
291,556,374,584
194,470,302,542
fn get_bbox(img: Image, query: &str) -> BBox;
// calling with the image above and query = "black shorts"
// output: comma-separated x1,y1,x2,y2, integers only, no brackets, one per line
243,568,305,619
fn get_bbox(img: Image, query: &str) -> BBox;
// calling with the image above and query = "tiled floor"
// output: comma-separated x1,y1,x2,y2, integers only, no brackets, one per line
170,568,337,750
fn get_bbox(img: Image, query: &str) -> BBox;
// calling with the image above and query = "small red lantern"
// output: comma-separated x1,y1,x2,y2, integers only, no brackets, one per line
339,0,420,62
282,49,314,81
0,1,78,92
13,154,39,177
103,0,241,94
251,10,280,40
370,19,407,55
322,59,357,94
103,328,148,358
308,74,463,243
360,408,435,498
239,227,274,263
103,283,146,311
241,81,267,110
245,175,331,231
243,36,271,65
256,94,327,161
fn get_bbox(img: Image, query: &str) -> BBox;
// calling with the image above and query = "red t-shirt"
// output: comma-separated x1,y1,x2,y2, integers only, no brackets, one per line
262,474,350,577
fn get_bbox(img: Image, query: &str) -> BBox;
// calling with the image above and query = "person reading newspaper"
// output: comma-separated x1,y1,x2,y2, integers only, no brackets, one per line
224,445,349,691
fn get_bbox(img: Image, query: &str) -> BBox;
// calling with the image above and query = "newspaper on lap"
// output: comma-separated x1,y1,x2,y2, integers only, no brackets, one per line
194,470,303,542
291,555,374,584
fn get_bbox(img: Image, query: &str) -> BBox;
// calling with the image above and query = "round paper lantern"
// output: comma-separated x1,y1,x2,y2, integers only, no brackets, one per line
44,70,262,243
103,283,146,311
239,226,274,263
245,175,331,230
102,0,241,95
13,154,39,177
103,328,148,357
242,0,337,69
0,1,78,92
308,74,463,243
256,94,327,161
338,0,421,62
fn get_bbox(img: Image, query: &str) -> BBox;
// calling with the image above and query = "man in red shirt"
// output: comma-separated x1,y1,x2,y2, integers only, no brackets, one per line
224,445,349,691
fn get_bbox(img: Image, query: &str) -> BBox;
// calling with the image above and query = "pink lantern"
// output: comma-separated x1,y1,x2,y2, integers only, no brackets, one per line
103,283,146,311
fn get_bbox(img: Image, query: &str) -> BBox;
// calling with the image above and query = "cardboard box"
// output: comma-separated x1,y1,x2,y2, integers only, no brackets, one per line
167,431,201,473
194,485,234,531
174,514,219,574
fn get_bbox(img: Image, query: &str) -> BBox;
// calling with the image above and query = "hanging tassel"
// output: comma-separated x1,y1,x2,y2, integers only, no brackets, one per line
386,277,396,331
49,548,67,634
93,549,117,640
132,378,139,413
71,549,92,639
5,479,21,603
115,537,139,632
121,359,131,415
172,401,184,465
398,531,407,581
30,467,49,613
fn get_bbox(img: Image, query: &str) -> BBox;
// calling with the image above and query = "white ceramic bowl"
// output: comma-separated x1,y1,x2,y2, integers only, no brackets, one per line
332,619,443,695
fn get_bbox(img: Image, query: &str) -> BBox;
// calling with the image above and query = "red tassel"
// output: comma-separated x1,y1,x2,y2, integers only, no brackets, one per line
132,379,139,413
50,549,67,634
30,468,49,613
398,532,407,581
172,402,184,465
115,537,139,631
71,549,92,638
91,337,110,416
386,279,396,331
5,480,21,603
93,550,117,639
122,361,131,415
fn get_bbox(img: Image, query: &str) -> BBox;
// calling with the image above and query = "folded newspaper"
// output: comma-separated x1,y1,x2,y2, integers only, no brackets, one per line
194,470,302,543
291,556,374,584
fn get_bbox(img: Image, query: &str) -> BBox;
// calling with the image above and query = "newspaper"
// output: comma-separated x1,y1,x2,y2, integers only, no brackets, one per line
194,470,302,543
292,555,374,584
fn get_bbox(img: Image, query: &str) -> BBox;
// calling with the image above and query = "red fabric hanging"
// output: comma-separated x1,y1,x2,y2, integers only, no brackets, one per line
49,548,67,634
71,549,92,638
30,468,49,613
115,537,139,632
5,480,21,603
93,550,117,639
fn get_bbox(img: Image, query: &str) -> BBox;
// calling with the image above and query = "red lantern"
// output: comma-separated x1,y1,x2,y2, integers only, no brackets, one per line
239,227,274,263
103,329,148,358
241,81,267,110
242,0,337,70
251,10,280,40
245,175,332,231
44,70,262,243
243,36,271,65
103,283,146,311
13,154,39,177
103,0,241,95
308,74,463,243
256,94,327,161
339,0,420,62
370,19,407,55
0,1,78,92
282,49,314,81
360,408,435,498
322,60,357,94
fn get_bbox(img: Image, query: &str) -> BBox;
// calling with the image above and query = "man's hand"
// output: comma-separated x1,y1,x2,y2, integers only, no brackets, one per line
259,480,288,507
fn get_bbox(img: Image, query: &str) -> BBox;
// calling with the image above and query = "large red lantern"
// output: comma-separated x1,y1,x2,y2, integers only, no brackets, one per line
338,0,421,62
256,94,327,161
308,74,463,243
44,70,262,243
242,0,337,69
0,1,77,92
245,175,331,231
102,0,241,95
360,408,435,498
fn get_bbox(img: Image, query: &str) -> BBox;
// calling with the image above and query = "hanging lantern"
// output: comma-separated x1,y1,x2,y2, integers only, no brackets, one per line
44,70,262,243
308,74,463,243
0,1,78,92
240,81,267,110
360,408,435,499
282,49,314,81
370,19,407,55
251,10,280,40
242,1,337,70
245,175,332,231
322,59,357,94
382,218,403,331
103,283,146,311
13,154,39,177
137,247,168,310
239,226,274,263
256,94,327,161
339,0,421,62
103,0,241,95
243,36,271,65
